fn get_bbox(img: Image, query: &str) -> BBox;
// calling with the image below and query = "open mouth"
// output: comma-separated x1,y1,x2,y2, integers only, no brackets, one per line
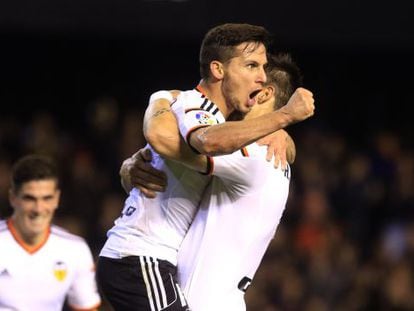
247,89,262,107
249,89,262,99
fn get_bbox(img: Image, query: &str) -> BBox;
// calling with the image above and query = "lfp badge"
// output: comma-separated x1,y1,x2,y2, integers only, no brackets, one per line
53,261,68,282
195,111,216,125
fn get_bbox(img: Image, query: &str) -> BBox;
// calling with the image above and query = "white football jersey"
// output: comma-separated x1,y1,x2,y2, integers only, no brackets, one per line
0,219,101,311
100,88,226,265
178,143,291,311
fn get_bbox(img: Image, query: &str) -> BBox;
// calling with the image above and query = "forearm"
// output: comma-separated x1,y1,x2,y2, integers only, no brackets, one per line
191,109,293,156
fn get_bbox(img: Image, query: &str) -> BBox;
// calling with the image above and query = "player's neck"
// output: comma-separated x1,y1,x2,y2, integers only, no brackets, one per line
10,217,49,247
199,79,233,118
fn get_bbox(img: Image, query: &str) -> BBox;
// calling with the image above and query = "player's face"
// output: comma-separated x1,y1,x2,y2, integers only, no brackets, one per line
10,179,60,242
221,42,267,114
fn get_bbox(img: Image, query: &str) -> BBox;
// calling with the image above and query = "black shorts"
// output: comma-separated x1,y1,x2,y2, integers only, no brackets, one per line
97,256,190,311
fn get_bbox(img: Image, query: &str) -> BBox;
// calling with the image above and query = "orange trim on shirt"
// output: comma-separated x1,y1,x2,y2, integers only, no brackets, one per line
241,147,249,157
7,218,50,254
69,302,101,311
196,84,207,97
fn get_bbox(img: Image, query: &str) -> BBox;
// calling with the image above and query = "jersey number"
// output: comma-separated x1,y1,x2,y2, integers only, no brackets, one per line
121,206,136,217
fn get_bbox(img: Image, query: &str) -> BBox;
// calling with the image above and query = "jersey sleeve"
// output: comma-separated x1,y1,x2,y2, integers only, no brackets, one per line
211,150,261,190
172,92,221,145
66,241,101,310
210,144,286,192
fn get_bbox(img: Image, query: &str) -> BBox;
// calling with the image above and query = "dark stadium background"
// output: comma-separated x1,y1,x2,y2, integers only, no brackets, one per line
1,0,414,138
1,0,414,310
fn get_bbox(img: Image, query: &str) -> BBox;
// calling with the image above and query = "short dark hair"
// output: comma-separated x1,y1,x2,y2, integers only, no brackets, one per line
11,154,59,192
265,53,303,109
199,23,272,79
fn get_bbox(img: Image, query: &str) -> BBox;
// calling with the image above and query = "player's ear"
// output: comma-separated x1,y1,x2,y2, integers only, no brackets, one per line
210,61,224,79
257,85,275,104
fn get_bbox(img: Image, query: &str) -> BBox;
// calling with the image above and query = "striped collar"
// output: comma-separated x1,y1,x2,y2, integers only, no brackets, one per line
194,85,225,123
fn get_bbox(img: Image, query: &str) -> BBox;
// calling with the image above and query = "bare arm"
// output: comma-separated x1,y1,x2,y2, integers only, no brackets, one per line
189,87,314,156
143,91,209,172
143,98,181,159
143,89,310,169
120,88,303,196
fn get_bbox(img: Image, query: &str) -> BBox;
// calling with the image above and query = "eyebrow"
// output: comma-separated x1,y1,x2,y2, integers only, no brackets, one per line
21,194,55,200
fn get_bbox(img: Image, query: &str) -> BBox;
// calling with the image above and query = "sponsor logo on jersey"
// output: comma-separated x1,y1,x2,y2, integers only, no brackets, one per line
53,261,67,281
195,111,216,125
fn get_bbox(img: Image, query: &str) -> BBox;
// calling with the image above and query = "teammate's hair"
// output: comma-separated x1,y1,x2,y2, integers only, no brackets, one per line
265,53,303,109
199,23,272,80
11,154,59,192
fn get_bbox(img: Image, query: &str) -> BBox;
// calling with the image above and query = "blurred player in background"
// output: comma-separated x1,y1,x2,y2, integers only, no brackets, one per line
0,154,101,311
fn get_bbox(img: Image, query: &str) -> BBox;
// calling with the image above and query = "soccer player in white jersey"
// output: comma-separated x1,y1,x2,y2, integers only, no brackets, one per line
98,23,314,311
178,53,302,310
0,154,101,311
122,53,311,310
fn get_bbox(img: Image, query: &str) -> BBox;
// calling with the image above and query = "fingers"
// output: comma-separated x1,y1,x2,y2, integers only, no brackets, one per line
130,166,167,191
134,148,153,162
132,163,167,182
297,87,313,97
278,150,287,170
265,143,282,168
256,136,270,147
299,88,315,118
273,153,280,169
131,152,166,181
137,186,157,199
125,148,167,194
265,146,273,162
131,177,166,192
281,88,315,123
141,148,153,162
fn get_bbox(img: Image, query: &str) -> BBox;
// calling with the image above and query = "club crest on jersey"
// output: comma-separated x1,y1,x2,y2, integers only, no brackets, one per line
53,261,68,282
195,111,216,125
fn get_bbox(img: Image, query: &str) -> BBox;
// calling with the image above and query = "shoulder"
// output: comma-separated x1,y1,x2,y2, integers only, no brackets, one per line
174,89,207,109
50,225,87,245
238,144,291,181
50,226,93,257
174,89,225,125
